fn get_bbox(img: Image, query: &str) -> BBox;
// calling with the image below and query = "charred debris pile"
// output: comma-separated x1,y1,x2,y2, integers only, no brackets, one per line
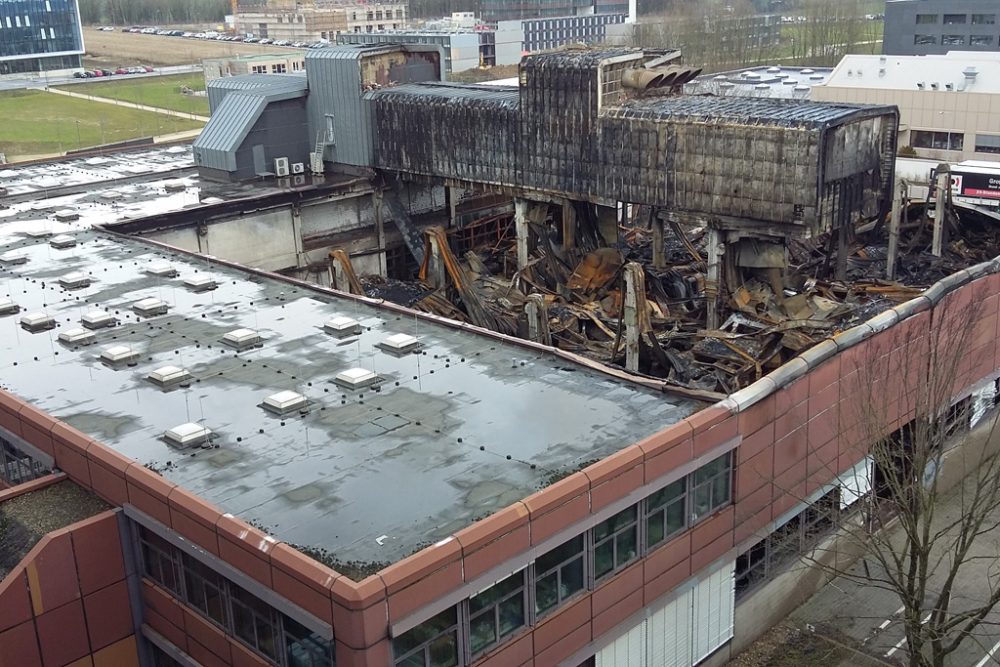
357,202,1000,395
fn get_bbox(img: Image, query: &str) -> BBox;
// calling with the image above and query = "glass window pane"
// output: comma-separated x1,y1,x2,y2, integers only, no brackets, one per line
536,535,583,572
666,498,685,534
615,526,637,565
561,554,584,597
498,595,525,637
594,539,614,578
647,511,666,546
535,571,559,614
469,613,496,654
428,633,458,667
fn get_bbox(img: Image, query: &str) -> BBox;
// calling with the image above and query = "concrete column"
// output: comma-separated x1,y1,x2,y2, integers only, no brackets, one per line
425,233,447,289
525,294,551,346
291,205,306,269
887,181,904,280
446,186,458,228
330,252,351,293
373,191,387,277
561,199,576,251
705,227,723,330
932,163,950,258
623,262,645,372
514,198,529,270
652,214,665,269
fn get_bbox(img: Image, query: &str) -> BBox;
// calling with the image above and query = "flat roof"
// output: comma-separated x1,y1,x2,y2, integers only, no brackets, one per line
0,226,700,570
821,51,1000,93
685,65,832,99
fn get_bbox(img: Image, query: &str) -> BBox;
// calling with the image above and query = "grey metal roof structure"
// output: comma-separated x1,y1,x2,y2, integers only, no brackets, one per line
206,73,308,111
0,226,700,568
609,95,891,129
195,78,309,173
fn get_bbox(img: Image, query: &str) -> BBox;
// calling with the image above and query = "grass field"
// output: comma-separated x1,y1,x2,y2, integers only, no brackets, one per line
0,89,203,158
82,27,299,68
56,73,210,116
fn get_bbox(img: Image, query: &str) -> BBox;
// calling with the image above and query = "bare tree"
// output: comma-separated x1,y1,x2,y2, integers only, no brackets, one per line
812,290,1000,667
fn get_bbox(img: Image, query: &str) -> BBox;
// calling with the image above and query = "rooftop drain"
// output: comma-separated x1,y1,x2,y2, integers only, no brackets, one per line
262,390,309,415
221,328,262,350
49,234,77,249
144,262,178,278
58,327,96,345
334,367,381,390
147,365,192,388
378,333,420,355
183,276,218,292
0,298,20,316
81,309,116,329
20,311,54,332
164,422,212,448
59,271,91,290
53,209,79,222
100,345,140,366
133,298,169,317
0,251,28,265
324,316,362,337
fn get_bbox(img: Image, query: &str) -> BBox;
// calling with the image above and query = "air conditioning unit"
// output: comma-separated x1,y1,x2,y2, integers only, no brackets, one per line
291,162,305,174
309,151,324,175
292,174,306,187
274,157,290,177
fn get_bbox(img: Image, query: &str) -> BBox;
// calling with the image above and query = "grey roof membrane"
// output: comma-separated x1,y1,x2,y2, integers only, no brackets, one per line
613,95,888,128
0,228,700,567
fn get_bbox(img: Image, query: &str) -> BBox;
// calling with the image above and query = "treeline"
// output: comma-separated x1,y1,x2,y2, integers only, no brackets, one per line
79,0,230,26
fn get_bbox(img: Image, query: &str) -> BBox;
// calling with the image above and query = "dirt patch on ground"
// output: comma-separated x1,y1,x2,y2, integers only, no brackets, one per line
727,624,889,667
81,28,302,67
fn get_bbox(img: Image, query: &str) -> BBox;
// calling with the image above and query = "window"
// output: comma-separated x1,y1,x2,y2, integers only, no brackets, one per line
0,434,49,486
468,571,526,656
645,477,686,548
735,489,842,601
393,607,459,667
976,134,1000,154
972,14,996,24
593,506,638,579
912,130,964,151
141,530,183,595
251,65,266,74
689,452,733,522
971,35,995,46
271,63,286,74
534,536,585,616
137,527,333,667
914,34,937,44
943,14,967,25
183,554,228,626
231,586,281,661
942,34,966,45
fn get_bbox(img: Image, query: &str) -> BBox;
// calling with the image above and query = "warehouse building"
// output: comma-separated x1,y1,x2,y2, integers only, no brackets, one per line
884,0,1000,56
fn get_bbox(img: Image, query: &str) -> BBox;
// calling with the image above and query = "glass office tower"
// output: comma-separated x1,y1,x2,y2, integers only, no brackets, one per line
0,0,84,75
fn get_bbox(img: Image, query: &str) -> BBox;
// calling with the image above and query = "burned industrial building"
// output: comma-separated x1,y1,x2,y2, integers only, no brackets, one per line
3,40,1000,667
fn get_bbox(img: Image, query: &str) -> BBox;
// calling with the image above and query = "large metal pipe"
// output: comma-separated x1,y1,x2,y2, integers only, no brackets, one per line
622,69,665,90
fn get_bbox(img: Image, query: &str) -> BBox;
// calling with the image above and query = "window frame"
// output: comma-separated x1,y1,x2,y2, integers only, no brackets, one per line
689,452,733,524
533,535,586,618
972,13,996,25
392,606,461,667
942,13,967,25
975,134,1000,154
466,570,528,659
591,505,639,581
644,477,687,549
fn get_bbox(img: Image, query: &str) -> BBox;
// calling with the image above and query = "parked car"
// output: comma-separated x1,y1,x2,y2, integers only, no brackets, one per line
72,71,88,78
142,66,154,73
90,69,104,77
114,67,128,75
100,69,113,76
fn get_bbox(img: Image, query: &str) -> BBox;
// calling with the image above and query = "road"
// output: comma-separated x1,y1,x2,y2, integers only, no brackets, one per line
789,416,1000,667
0,65,202,92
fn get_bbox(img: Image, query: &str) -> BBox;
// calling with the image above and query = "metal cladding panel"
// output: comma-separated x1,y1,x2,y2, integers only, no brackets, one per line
305,48,368,166
195,93,268,172
370,83,521,186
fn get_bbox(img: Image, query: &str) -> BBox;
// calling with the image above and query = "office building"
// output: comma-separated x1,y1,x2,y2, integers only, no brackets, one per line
884,0,1000,56
0,0,84,77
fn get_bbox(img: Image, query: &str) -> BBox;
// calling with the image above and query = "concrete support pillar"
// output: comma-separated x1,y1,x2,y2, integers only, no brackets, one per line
623,262,646,373
373,190,387,277
291,205,306,269
514,198,530,270
651,214,665,269
525,294,551,346
446,186,458,229
561,199,576,251
425,233,448,289
887,181,904,280
705,228,723,330
933,164,950,258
